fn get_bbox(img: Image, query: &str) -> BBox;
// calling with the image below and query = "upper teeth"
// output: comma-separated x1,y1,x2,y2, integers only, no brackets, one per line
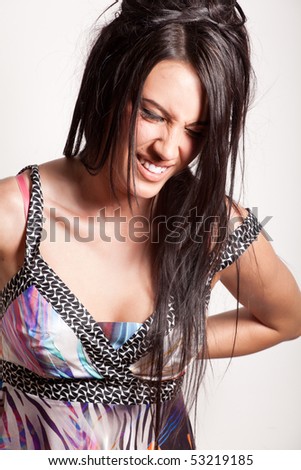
139,158,168,175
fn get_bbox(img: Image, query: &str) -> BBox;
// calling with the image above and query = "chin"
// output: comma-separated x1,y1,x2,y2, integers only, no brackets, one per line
130,181,164,201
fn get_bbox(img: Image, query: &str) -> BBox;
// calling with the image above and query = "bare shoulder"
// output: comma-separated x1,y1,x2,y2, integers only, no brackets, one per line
0,157,71,258
226,199,249,230
38,156,72,182
0,157,67,229
38,157,81,207
0,172,30,254
0,170,32,289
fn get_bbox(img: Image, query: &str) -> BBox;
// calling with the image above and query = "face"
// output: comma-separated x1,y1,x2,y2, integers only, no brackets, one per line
114,60,207,203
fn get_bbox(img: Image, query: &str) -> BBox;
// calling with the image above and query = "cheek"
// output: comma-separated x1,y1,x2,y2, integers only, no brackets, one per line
182,139,202,166
136,119,158,146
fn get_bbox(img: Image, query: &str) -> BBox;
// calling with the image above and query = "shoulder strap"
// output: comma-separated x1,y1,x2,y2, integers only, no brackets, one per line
17,165,44,264
16,173,30,221
217,209,262,272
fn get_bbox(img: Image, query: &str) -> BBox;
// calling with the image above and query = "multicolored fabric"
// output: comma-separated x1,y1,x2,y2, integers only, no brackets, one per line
1,312,192,450
0,164,262,450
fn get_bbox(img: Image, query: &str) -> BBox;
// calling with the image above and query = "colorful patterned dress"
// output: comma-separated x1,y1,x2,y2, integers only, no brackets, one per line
0,165,262,450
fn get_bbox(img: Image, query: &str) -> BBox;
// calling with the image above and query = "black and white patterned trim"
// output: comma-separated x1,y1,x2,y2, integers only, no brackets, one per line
18,164,44,264
2,361,183,405
1,165,180,404
217,209,262,271
0,165,43,317
0,165,263,405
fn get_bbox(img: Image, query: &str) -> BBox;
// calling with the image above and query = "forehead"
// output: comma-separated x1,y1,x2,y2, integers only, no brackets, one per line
142,60,206,123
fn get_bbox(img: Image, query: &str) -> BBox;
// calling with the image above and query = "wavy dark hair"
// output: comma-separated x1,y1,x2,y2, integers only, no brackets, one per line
64,0,252,448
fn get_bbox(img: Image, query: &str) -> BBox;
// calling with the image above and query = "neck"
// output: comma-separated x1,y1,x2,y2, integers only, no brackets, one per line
71,157,154,220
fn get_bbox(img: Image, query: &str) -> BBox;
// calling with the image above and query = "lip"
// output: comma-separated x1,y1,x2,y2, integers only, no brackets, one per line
136,156,172,182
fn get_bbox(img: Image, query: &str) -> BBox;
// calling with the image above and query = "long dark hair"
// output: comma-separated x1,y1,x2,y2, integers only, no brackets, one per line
64,0,252,448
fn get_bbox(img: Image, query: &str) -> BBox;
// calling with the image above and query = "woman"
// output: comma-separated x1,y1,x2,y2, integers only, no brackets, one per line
0,0,300,450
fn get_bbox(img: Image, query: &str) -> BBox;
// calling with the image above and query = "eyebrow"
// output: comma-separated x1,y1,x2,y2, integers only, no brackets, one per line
141,97,208,126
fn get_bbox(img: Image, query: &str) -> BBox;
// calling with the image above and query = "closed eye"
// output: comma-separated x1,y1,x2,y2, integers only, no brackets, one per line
140,107,164,123
185,128,205,138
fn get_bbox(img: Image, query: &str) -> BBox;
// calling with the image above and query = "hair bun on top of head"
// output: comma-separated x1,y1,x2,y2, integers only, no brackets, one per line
119,0,246,28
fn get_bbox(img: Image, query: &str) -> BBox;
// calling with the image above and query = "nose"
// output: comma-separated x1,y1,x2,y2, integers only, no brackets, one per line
153,126,181,161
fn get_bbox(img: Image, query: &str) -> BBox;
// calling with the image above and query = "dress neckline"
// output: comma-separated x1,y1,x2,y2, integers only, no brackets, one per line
0,165,176,366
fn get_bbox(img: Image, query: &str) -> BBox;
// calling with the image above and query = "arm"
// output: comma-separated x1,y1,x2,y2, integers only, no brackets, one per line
0,174,29,291
206,214,301,359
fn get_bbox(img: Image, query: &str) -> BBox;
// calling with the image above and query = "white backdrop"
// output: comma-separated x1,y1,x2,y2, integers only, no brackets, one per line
0,0,300,450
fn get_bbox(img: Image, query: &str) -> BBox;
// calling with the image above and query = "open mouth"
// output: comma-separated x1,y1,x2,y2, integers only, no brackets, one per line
137,156,168,175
